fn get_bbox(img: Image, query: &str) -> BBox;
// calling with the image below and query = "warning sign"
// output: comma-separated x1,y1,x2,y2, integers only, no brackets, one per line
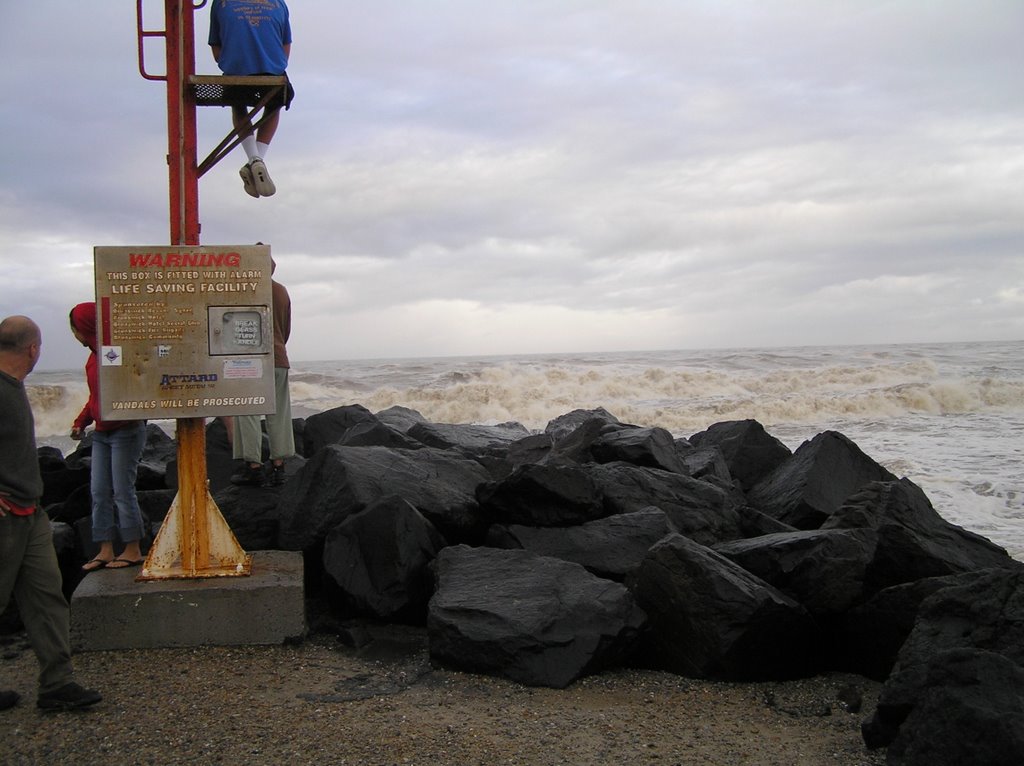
93,244,276,420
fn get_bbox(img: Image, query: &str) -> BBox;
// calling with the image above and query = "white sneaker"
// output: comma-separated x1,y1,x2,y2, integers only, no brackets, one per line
239,164,260,198
248,158,276,197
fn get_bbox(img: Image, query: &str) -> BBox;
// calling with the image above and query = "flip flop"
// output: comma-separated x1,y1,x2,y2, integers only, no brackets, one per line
81,558,109,573
106,558,144,569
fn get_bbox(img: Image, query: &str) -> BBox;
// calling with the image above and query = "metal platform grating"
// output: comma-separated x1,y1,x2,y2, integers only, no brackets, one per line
189,75,288,107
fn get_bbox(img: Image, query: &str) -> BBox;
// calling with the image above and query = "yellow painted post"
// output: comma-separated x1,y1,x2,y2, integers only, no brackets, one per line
138,418,252,580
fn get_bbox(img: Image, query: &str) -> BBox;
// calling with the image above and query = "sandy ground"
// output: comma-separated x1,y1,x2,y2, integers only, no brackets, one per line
1,622,886,766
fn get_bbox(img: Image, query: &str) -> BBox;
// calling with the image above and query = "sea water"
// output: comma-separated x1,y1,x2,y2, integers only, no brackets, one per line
28,340,1024,559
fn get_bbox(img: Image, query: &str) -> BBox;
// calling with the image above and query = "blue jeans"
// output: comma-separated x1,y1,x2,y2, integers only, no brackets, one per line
90,422,146,543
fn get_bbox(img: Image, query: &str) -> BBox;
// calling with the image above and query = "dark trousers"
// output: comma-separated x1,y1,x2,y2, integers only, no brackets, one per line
0,511,74,694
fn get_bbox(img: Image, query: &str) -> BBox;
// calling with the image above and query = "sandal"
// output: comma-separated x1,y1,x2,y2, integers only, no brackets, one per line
81,558,109,573
107,557,144,569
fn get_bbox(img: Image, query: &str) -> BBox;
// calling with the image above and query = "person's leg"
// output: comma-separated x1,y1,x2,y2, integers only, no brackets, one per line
108,423,146,564
0,515,25,705
232,105,265,198
221,416,234,447
12,512,75,695
236,79,290,198
85,431,116,569
264,368,295,486
0,515,27,625
232,415,263,465
231,105,259,161
231,414,265,485
266,367,295,463
255,107,281,148
247,105,280,196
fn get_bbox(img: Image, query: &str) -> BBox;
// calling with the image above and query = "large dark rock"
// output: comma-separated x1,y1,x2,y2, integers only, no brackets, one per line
64,433,93,463
822,479,1020,590
486,507,674,580
205,417,242,493
276,445,490,550
689,419,791,491
862,648,1024,764
895,568,1024,672
408,421,533,478
51,521,80,599
323,495,446,623
677,445,733,485
39,447,90,507
165,417,237,493
587,462,743,546
46,483,91,524
374,405,428,433
303,404,378,456
747,430,898,529
504,433,554,469
476,462,605,527
590,426,686,473
407,421,531,455
428,545,646,688
735,504,797,539
628,533,820,680
214,456,307,551
338,420,423,450
137,488,176,528
37,445,66,472
861,570,1024,758
543,418,612,465
473,433,556,483
544,407,620,442
715,528,878,616
834,573,982,681
135,423,177,490
51,520,76,557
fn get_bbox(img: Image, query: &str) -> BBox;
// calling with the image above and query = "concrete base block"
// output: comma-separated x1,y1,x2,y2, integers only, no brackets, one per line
70,550,305,650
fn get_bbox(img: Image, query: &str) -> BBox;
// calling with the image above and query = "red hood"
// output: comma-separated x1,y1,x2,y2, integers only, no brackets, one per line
70,301,98,351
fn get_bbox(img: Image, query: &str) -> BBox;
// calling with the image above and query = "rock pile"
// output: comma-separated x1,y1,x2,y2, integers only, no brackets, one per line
29,407,1024,765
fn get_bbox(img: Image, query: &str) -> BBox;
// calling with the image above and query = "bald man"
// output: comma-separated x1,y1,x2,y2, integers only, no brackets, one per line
0,316,101,712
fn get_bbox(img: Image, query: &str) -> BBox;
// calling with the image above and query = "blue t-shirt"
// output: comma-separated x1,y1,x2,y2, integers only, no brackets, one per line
209,0,291,76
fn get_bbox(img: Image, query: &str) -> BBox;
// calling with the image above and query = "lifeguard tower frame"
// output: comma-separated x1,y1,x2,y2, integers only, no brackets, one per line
133,0,287,580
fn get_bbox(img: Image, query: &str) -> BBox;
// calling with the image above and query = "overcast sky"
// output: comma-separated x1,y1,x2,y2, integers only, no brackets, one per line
2,1,1022,370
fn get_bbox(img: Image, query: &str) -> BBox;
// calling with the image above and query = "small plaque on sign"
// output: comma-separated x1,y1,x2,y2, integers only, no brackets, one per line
223,358,263,380
101,346,123,366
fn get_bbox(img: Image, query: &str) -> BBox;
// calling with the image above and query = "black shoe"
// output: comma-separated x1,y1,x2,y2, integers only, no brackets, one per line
0,690,19,710
265,463,286,487
37,682,102,711
230,464,264,486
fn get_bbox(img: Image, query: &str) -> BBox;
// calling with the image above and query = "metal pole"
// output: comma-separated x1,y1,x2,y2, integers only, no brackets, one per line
138,0,250,579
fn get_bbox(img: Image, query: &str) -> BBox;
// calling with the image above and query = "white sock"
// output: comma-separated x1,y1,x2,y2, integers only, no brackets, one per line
256,142,271,160
242,135,259,161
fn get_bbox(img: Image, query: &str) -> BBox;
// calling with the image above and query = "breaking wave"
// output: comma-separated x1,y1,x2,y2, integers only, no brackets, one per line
287,357,1024,436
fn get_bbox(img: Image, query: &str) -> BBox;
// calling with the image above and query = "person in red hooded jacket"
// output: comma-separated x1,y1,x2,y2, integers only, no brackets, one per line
69,303,146,572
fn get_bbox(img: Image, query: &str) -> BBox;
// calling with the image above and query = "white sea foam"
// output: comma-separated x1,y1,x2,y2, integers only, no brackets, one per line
288,357,1024,436
26,381,89,442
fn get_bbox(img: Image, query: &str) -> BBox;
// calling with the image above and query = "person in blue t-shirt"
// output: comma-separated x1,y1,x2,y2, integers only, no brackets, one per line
209,0,293,198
